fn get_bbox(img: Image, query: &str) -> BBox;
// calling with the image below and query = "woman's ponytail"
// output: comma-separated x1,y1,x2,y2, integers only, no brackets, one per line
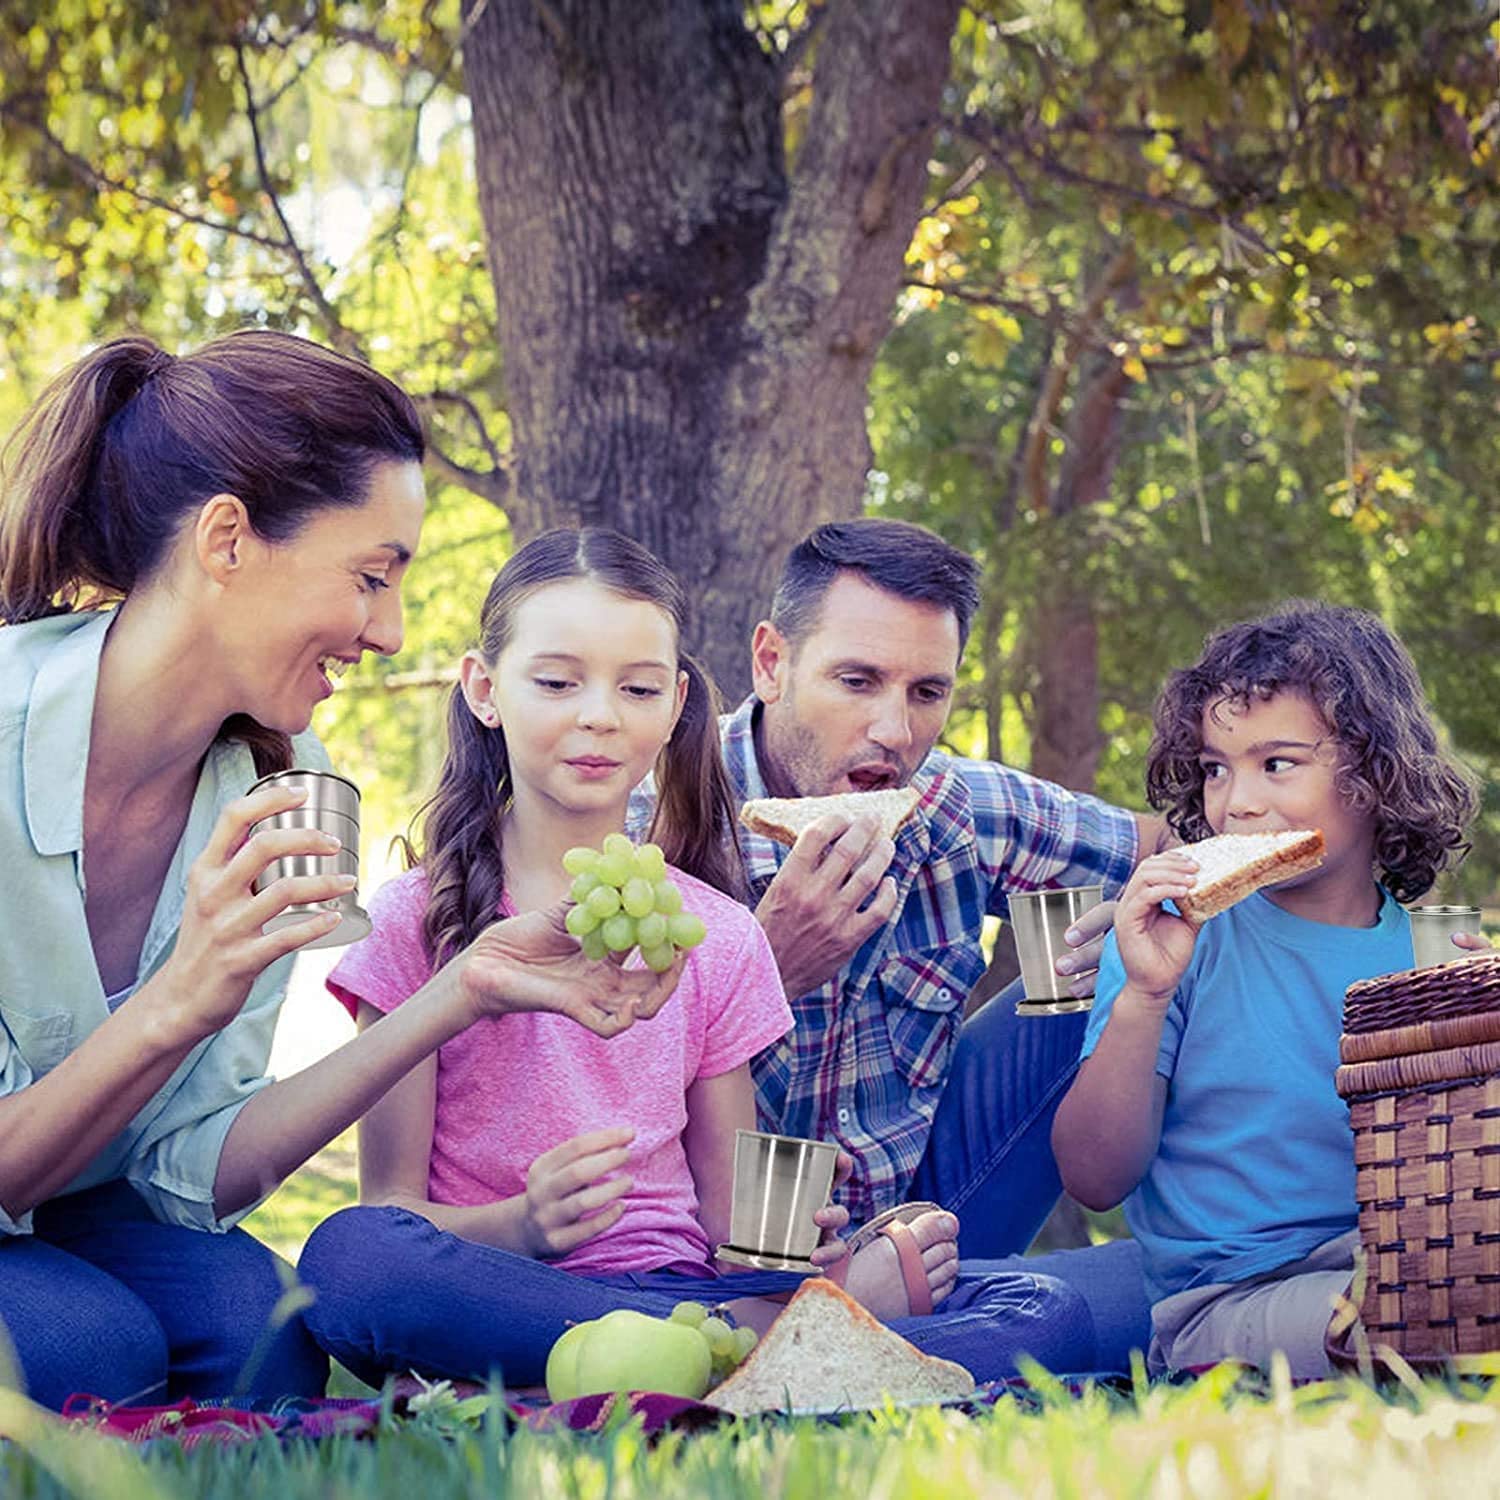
0,337,167,622
414,684,514,969
649,653,743,900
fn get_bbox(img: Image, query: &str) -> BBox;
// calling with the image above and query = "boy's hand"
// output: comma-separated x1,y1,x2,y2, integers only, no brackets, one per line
520,1127,635,1258
1115,851,1201,1005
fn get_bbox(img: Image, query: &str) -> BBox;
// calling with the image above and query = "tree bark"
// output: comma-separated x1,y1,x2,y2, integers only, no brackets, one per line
463,0,961,698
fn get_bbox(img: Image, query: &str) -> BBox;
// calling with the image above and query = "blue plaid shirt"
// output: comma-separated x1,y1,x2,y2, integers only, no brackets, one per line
632,695,1139,1225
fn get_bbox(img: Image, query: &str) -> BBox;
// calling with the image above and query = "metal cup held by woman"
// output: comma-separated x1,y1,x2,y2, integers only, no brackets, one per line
247,768,371,949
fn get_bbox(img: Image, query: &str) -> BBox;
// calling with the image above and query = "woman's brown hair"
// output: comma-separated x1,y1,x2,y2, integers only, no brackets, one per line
0,330,424,773
1146,600,1479,902
411,527,741,969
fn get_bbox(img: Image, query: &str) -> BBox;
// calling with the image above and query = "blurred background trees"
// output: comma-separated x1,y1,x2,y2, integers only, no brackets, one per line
2,0,1496,897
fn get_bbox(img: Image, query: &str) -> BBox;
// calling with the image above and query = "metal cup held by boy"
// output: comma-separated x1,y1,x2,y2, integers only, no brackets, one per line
247,769,371,949
1407,905,1484,970
1009,884,1105,1016
716,1130,839,1275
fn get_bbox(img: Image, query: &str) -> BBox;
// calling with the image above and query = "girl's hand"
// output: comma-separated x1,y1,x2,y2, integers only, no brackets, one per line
1114,851,1201,1006
521,1127,635,1258
809,1149,855,1274
456,902,686,1038
155,783,357,1041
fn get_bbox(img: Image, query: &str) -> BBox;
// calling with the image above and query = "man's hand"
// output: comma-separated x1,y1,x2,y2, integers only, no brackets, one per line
1051,897,1120,1000
754,814,899,997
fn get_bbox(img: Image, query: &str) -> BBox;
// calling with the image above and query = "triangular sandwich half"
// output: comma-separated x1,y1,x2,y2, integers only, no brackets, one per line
739,786,921,848
1175,828,1326,927
707,1277,973,1416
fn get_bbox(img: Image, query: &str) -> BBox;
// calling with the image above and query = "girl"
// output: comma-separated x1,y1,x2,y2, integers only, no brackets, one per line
1052,601,1482,1378
300,528,1096,1389
0,336,670,1411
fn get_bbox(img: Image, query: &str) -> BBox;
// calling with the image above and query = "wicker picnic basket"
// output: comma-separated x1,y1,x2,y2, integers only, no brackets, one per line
1333,951,1500,1362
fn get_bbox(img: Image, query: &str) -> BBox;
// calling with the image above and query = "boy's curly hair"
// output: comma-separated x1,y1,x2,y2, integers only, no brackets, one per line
1146,601,1478,902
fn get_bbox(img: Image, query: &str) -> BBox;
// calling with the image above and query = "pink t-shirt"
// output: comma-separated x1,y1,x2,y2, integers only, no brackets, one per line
327,863,792,1277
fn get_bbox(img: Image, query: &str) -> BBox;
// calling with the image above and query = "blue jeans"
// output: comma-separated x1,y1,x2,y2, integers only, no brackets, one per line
0,1181,328,1411
298,1204,1098,1387
907,981,1152,1371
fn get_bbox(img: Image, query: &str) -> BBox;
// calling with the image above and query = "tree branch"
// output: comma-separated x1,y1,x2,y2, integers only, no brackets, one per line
0,99,286,251
415,389,506,471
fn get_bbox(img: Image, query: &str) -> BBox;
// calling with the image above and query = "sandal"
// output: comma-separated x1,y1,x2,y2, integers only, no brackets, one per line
842,1201,947,1317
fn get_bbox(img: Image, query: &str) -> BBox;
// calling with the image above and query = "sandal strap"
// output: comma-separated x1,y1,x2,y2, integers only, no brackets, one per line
881,1218,932,1317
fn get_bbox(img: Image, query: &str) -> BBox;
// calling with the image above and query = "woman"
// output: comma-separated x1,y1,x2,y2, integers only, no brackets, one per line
0,332,678,1410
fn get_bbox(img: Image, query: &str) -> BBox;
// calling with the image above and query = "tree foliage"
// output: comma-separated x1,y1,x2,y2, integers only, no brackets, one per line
1,0,1495,890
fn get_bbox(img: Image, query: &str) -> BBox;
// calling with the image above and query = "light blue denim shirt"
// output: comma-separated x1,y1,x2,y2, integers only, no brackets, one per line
0,611,329,1236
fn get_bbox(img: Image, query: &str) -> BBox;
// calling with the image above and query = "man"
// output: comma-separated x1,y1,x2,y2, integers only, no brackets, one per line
636,518,1160,1364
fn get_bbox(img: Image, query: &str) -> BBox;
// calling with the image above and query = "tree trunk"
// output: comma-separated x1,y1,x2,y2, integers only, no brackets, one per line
463,0,961,699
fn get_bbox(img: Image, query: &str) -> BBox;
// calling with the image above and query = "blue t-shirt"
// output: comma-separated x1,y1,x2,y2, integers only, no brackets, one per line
1080,888,1413,1304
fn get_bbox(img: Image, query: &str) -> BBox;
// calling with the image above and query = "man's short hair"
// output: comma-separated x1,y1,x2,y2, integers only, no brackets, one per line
769,518,982,652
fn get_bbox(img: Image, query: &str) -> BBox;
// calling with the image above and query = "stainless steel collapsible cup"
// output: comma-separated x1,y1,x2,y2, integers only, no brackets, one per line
716,1129,838,1275
1009,884,1105,1015
247,769,371,949
1407,905,1484,969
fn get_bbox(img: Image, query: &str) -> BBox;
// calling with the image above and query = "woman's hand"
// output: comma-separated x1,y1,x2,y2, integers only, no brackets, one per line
1114,850,1201,1006
520,1127,636,1258
455,902,686,1038
153,782,357,1041
808,1150,855,1274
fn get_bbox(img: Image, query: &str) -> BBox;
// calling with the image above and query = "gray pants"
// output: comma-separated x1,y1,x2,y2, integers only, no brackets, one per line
1148,1230,1359,1380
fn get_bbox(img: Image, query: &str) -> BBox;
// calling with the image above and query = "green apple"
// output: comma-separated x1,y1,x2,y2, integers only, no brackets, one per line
544,1319,594,1403
571,1309,713,1400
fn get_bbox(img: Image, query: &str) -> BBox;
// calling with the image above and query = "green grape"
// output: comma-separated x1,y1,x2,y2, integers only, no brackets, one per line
580,928,609,962
698,1316,736,1360
564,903,600,938
570,870,602,903
562,846,599,876
585,884,622,919
636,843,667,882
601,913,637,952
670,1301,708,1328
732,1325,757,1361
652,880,684,916
594,852,632,887
636,912,668,950
641,943,677,974
602,832,635,862
620,877,655,918
667,913,707,950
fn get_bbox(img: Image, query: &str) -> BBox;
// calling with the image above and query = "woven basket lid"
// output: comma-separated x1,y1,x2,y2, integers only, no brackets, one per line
1342,951,1500,1035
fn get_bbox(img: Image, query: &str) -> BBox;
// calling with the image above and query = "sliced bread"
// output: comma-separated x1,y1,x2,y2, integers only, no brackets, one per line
707,1277,974,1416
739,786,921,848
1175,828,1326,926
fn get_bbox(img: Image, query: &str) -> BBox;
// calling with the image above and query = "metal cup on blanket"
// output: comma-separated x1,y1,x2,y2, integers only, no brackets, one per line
1008,884,1105,1016
247,768,371,949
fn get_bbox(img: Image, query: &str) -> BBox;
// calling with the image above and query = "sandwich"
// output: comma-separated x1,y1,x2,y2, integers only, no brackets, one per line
707,1277,974,1416
739,786,921,848
1174,828,1326,927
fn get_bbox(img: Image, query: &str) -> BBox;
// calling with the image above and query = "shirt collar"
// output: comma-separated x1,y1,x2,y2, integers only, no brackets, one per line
23,611,114,857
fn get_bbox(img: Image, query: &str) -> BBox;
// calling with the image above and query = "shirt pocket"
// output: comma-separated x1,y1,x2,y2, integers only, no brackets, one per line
874,943,986,1092
1,1003,75,1079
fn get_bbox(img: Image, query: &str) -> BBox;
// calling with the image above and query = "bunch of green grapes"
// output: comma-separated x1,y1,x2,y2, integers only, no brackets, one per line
562,833,707,971
669,1300,758,1386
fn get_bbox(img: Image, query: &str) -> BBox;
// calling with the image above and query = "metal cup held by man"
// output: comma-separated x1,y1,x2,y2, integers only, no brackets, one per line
247,769,371,948
1008,885,1105,1017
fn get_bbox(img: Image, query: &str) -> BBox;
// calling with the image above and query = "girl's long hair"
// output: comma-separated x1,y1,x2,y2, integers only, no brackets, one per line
1146,600,1479,902
0,331,424,775
412,527,742,968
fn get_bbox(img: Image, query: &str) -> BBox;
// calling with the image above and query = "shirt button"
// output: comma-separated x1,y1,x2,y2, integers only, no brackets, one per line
837,1108,851,1125
937,988,952,1001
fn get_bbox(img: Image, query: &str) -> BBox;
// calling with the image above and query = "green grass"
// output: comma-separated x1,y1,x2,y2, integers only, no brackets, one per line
4,1152,1493,1496
6,1364,1500,1498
